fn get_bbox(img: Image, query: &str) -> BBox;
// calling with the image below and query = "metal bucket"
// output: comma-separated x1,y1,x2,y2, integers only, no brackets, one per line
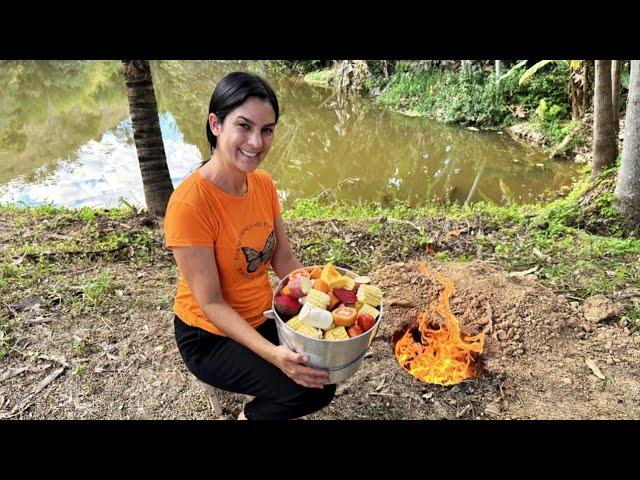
264,266,382,384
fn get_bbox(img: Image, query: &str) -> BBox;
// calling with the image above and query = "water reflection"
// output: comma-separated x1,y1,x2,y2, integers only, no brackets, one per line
0,60,580,209
0,114,201,208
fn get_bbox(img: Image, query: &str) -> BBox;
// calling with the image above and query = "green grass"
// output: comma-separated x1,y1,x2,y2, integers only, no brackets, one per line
83,271,116,305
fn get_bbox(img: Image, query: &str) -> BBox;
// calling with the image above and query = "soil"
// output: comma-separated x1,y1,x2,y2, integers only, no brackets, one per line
1,212,639,420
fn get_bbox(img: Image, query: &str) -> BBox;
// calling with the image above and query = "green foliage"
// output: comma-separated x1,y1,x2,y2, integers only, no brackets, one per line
377,63,521,127
515,62,571,113
83,271,116,305
376,60,572,130
284,197,439,221
267,60,332,76
530,99,578,144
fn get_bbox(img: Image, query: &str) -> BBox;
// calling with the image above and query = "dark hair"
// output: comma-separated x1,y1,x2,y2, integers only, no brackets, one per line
205,71,280,154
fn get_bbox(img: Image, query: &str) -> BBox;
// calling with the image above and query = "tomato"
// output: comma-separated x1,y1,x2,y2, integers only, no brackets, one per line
356,313,376,332
347,324,364,338
288,268,311,281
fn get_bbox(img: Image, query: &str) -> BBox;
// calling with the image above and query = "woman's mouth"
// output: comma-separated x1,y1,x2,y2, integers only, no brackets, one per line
239,149,260,158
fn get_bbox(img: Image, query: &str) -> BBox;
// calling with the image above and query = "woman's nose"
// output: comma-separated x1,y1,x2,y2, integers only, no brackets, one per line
247,130,263,149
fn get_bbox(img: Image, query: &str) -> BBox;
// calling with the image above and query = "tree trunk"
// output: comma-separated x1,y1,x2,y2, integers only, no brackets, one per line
122,60,173,216
591,60,617,181
614,60,640,223
612,60,623,136
582,61,589,114
569,76,579,120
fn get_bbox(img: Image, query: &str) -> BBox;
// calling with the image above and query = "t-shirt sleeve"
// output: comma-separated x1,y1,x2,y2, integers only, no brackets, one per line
163,200,218,248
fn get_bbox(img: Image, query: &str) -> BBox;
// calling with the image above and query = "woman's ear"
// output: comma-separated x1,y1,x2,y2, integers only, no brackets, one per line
208,113,221,136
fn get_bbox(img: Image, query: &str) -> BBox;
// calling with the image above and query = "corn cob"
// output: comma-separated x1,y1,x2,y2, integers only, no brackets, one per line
332,275,355,290
286,315,303,331
306,289,330,309
324,326,349,341
358,303,380,319
296,323,323,339
357,284,383,307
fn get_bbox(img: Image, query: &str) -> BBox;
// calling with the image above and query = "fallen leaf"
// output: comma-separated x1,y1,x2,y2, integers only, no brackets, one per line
446,229,461,238
32,367,65,395
426,243,437,256
0,367,28,383
585,358,605,380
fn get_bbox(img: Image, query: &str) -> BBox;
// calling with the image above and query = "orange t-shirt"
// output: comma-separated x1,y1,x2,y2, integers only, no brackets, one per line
163,168,280,336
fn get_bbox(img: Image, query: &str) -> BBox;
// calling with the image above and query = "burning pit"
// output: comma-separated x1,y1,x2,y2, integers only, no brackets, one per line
392,263,485,385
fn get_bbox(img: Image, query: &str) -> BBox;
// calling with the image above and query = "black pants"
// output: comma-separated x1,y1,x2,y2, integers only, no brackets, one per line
174,315,336,420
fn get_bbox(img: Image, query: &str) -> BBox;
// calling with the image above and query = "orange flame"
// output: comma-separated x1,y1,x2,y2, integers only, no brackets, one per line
394,264,484,385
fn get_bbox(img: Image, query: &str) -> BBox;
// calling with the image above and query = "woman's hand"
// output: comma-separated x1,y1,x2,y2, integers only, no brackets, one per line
271,345,330,389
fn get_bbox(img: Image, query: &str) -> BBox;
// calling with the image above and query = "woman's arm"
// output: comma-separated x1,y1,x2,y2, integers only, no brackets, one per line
171,246,328,388
270,214,303,280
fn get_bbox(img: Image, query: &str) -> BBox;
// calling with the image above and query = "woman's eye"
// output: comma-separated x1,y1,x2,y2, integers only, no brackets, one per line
239,123,250,130
263,128,274,134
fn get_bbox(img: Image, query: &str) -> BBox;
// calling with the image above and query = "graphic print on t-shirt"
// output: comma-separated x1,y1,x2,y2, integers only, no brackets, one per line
233,221,276,280
241,230,275,273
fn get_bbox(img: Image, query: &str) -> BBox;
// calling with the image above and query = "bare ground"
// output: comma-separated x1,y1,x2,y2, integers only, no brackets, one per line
1,212,639,420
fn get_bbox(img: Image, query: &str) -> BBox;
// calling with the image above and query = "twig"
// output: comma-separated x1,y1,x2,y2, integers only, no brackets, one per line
565,295,586,302
367,392,395,397
23,244,129,260
387,217,422,233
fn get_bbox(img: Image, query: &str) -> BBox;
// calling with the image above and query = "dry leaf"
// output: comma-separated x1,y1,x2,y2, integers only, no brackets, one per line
32,367,65,395
585,358,605,380
0,367,28,383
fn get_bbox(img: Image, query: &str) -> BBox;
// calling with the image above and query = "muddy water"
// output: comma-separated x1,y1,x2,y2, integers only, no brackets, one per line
0,60,579,209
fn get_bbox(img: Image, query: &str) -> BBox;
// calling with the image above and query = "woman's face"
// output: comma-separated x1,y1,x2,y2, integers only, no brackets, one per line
209,97,276,174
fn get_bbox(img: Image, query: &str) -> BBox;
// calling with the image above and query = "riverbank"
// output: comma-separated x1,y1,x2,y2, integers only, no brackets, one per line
293,61,599,161
1,167,639,419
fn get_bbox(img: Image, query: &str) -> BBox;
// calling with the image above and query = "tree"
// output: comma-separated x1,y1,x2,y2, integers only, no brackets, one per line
612,60,623,136
122,60,173,216
614,60,640,223
591,60,617,181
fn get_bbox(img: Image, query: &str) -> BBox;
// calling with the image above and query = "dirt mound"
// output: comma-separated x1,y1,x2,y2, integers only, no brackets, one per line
311,260,640,419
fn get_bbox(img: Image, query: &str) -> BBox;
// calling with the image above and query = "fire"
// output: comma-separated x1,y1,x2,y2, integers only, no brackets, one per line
393,264,484,386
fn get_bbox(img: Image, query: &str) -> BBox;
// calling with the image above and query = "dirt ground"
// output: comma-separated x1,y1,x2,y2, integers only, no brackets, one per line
2,250,639,420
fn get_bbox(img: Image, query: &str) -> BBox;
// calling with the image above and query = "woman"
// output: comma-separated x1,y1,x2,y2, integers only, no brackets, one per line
164,72,335,420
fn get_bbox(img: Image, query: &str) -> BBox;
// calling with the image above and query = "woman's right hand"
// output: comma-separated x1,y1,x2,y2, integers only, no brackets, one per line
271,345,330,389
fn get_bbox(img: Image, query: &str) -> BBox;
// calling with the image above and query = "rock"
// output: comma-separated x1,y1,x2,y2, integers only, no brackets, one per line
582,295,621,324
496,329,507,341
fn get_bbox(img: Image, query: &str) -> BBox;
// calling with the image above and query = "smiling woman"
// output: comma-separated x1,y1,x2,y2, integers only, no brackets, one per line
163,72,336,420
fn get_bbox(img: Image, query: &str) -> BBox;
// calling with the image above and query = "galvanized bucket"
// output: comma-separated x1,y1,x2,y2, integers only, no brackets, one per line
263,266,382,384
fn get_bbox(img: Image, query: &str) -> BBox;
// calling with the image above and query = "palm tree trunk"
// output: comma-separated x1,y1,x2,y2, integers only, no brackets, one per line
591,60,617,181
612,60,623,136
614,60,640,223
122,60,173,216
